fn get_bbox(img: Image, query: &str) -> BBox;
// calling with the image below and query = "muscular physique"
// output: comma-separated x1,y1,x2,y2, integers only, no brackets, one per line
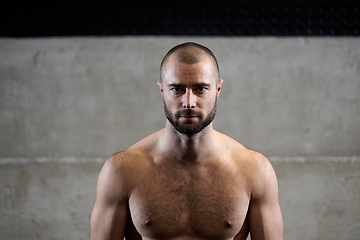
91,42,283,240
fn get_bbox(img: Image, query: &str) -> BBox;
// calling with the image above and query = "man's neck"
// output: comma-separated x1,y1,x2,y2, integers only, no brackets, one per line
158,121,219,163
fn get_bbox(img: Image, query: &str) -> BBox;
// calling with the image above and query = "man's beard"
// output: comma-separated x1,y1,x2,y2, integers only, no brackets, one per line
164,98,217,135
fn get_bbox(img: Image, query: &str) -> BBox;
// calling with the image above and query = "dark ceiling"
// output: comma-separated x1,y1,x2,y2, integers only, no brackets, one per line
1,0,359,37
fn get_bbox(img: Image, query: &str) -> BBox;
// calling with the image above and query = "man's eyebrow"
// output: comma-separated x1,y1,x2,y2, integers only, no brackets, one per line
168,83,185,87
195,83,211,87
167,83,211,87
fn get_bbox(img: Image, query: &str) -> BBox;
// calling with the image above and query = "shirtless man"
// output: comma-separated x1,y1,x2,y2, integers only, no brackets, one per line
90,42,283,240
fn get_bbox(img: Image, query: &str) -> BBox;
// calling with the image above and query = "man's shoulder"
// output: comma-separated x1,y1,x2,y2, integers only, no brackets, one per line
108,129,162,166
100,148,153,189
107,148,152,170
224,143,277,198
232,147,268,164
219,133,270,169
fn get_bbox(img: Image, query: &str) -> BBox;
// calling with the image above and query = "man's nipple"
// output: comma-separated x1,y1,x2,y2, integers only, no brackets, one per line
144,218,153,226
225,219,234,228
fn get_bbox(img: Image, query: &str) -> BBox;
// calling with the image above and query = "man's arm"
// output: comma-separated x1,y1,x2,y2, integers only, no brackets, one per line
90,155,129,240
247,154,283,240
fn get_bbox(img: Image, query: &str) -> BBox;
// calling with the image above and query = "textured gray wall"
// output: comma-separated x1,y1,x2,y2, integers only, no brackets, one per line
0,37,359,240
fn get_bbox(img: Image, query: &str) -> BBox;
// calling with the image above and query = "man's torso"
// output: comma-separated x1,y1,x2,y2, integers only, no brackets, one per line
122,134,253,240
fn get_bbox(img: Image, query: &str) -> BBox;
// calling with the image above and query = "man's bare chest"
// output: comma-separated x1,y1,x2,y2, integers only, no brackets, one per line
128,161,250,239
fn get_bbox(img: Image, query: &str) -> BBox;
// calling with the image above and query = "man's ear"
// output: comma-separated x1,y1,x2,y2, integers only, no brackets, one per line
157,81,164,96
216,79,223,97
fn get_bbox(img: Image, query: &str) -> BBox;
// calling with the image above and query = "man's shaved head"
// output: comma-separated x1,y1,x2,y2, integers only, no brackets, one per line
160,42,220,82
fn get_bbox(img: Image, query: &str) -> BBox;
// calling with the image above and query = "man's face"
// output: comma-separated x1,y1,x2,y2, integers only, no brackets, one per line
163,96,217,135
158,57,222,135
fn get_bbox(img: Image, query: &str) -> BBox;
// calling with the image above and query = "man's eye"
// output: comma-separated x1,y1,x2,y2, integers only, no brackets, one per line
171,88,184,93
196,87,206,92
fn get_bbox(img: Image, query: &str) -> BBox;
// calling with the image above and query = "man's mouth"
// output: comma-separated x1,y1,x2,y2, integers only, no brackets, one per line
179,115,199,121
176,110,201,121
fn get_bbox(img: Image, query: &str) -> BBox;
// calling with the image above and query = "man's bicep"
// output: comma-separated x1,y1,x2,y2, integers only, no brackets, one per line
91,198,128,239
248,157,283,240
90,157,129,240
247,199,283,240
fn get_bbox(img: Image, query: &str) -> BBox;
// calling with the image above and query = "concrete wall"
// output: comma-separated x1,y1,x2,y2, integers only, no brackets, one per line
0,37,359,239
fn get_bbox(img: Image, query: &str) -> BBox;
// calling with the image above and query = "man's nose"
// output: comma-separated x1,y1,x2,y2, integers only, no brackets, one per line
182,89,196,109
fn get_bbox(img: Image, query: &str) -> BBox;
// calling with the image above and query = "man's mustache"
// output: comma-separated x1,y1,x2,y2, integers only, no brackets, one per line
176,109,201,117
